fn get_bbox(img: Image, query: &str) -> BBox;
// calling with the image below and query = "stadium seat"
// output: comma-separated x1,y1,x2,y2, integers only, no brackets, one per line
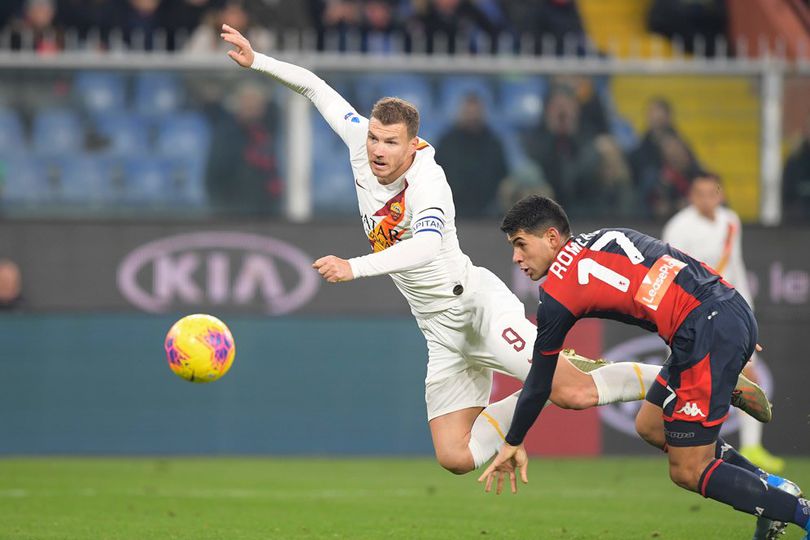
156,112,211,159
377,74,435,119
121,156,169,203
439,76,495,123
32,109,84,156
121,156,206,207
499,76,547,128
58,155,113,204
0,108,27,156
135,72,184,118
93,112,149,156
312,145,356,214
1,156,50,204
74,71,127,115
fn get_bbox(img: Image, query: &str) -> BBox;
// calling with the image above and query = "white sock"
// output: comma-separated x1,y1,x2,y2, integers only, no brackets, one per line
468,391,551,469
590,362,659,406
739,409,763,448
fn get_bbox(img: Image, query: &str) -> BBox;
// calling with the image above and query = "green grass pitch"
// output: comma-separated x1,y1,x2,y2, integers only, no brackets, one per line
1,457,808,539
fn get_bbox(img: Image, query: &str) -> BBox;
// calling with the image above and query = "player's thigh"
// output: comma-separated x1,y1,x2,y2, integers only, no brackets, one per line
635,400,666,447
425,364,492,427
470,306,535,382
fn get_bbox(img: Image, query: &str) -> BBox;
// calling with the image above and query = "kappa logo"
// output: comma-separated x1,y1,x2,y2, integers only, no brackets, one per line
599,334,774,439
676,402,706,418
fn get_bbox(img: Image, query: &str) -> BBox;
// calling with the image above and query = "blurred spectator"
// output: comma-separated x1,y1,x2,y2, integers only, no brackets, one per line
648,0,728,57
9,0,62,53
502,0,589,56
497,160,553,215
551,74,609,140
435,93,508,218
121,0,166,50
313,0,362,51
782,112,810,223
0,259,22,310
185,0,274,53
56,0,120,49
521,84,632,217
360,0,407,53
0,1,25,29
630,97,701,219
206,81,283,215
408,0,501,54
159,0,224,49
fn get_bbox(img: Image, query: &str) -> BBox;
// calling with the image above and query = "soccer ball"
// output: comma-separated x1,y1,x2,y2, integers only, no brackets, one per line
164,314,235,383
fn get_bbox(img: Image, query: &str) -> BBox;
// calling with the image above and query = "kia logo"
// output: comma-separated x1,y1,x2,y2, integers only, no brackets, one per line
599,334,773,438
117,231,319,314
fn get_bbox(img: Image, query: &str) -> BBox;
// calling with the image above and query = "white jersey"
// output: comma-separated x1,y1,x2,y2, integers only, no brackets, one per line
662,205,753,307
251,53,473,316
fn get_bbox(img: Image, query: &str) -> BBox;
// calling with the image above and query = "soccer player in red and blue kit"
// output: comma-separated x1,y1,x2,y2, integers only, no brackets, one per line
478,195,810,539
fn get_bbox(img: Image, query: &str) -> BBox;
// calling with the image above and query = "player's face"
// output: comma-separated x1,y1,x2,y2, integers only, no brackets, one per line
367,119,418,184
507,228,562,281
689,178,723,219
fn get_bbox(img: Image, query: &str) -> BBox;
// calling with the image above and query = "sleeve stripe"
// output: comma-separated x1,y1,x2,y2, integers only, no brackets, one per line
414,228,443,236
540,347,563,356
413,215,445,224
417,207,445,216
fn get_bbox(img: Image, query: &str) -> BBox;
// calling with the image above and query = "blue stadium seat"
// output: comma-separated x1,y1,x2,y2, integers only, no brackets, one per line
377,74,435,119
439,76,495,122
1,156,50,204
58,155,113,204
499,76,547,128
121,156,169,203
94,112,149,156
0,108,27,156
74,71,127,115
135,72,183,118
32,109,84,156
121,156,206,207
156,112,211,160
312,146,356,214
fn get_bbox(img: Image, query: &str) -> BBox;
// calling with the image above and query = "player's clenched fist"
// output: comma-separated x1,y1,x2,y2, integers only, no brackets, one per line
313,255,355,283
221,23,255,68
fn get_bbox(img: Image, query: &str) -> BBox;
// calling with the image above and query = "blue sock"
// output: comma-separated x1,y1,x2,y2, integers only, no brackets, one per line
700,459,808,526
715,437,765,476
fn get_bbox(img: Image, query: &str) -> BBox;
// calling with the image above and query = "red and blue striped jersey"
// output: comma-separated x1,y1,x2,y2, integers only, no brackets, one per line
504,228,735,446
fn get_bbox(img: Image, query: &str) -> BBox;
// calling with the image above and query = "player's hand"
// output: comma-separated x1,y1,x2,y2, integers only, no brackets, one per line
313,256,354,283
221,23,255,68
478,443,529,495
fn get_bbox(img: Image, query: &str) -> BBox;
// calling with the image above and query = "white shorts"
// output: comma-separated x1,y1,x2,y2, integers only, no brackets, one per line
417,266,536,420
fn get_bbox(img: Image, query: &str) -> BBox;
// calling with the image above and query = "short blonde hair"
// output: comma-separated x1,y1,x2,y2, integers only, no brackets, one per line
370,97,420,139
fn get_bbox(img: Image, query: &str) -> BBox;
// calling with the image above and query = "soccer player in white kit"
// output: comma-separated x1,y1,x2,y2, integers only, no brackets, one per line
663,172,784,473
221,25,770,475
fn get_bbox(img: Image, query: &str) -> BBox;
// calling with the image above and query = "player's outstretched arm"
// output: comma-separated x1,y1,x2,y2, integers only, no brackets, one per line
221,24,358,145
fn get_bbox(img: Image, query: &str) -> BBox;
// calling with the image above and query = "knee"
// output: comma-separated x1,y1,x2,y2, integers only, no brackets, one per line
668,463,702,492
552,385,594,410
435,449,474,475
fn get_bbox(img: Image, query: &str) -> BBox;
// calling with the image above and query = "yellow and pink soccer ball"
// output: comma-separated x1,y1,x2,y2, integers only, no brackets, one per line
164,314,235,383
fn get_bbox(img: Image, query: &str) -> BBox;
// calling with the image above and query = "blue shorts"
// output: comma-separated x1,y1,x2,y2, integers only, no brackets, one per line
646,290,758,447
